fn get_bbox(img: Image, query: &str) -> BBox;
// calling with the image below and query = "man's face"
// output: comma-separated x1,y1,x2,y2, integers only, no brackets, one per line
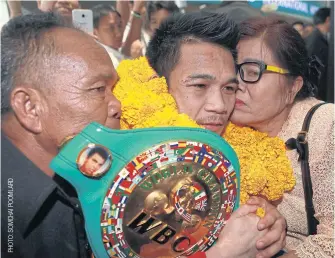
293,24,304,36
324,16,331,33
94,13,123,50
82,153,105,175
168,42,238,135
37,28,121,153
304,25,314,38
37,1,80,17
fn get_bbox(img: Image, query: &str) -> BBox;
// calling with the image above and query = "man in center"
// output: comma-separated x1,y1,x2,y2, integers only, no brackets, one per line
147,12,238,135
146,12,286,258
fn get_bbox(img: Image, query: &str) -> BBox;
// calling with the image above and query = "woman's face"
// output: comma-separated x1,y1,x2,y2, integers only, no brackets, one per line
231,37,299,128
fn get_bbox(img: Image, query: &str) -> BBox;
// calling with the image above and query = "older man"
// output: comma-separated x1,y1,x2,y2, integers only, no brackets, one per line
1,12,282,258
1,12,120,258
147,12,287,258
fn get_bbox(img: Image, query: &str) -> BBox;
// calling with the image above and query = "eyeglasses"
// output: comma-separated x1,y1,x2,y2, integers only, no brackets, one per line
236,61,290,83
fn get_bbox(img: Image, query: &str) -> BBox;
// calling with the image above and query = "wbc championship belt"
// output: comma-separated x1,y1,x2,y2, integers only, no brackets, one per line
50,122,240,258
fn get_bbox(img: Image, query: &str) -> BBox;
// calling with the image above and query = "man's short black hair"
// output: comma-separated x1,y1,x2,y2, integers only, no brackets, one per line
87,147,109,161
146,1,180,22
292,21,304,27
313,7,331,25
1,12,76,114
146,12,239,81
92,4,121,29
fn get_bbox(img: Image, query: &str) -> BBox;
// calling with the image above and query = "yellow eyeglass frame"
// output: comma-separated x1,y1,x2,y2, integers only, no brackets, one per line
237,61,290,83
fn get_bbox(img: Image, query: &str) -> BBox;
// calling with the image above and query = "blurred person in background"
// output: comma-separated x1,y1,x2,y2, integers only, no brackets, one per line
4,1,79,26
146,1,180,36
117,0,149,59
292,21,304,37
305,7,331,101
92,4,125,68
231,16,334,258
124,1,180,59
92,2,149,67
37,0,80,22
303,24,314,38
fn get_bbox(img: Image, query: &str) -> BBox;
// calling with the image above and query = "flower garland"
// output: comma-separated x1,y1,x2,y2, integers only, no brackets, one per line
114,57,295,204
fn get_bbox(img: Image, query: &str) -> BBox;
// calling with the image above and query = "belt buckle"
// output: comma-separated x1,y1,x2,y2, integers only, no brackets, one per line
297,131,308,144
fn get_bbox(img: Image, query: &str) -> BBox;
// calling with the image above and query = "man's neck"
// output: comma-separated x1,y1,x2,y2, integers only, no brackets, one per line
2,115,55,177
248,105,292,137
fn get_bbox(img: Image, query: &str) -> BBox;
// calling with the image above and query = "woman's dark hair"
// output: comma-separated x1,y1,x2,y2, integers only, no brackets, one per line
239,16,322,100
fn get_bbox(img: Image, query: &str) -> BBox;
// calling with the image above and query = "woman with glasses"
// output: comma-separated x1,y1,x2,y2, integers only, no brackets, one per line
231,17,334,258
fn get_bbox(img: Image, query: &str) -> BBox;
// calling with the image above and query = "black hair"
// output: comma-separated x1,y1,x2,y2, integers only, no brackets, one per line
87,147,109,161
1,12,75,114
146,11,239,81
239,16,322,100
292,21,304,27
146,1,180,22
313,7,331,25
92,4,121,29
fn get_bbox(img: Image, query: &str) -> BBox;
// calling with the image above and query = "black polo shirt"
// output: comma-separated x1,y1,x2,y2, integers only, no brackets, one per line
1,133,91,258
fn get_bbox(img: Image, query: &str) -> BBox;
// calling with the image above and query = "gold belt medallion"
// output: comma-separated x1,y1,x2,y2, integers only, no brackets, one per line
100,141,238,257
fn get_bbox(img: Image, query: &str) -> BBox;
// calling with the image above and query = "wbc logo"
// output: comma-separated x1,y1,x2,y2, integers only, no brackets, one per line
100,141,238,258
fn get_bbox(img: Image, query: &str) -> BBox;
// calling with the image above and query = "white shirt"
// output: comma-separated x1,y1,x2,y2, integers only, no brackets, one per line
0,1,10,31
97,41,125,68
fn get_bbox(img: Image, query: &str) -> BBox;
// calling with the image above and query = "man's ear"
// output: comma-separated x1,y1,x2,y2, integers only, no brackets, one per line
287,76,303,104
10,86,45,134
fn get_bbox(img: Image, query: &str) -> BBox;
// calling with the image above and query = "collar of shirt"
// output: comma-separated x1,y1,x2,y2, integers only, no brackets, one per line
96,40,125,60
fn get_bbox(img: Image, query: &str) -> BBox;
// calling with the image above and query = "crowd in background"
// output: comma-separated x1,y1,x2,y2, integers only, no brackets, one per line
292,8,331,101
3,0,332,102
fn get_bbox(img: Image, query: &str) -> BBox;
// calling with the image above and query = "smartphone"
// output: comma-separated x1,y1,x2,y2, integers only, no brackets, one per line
72,9,93,34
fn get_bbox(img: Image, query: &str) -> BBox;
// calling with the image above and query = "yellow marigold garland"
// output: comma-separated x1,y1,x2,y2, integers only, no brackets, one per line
114,57,295,205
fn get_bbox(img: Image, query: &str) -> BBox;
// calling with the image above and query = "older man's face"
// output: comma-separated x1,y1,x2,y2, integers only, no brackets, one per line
37,1,80,17
37,28,121,152
168,42,238,135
